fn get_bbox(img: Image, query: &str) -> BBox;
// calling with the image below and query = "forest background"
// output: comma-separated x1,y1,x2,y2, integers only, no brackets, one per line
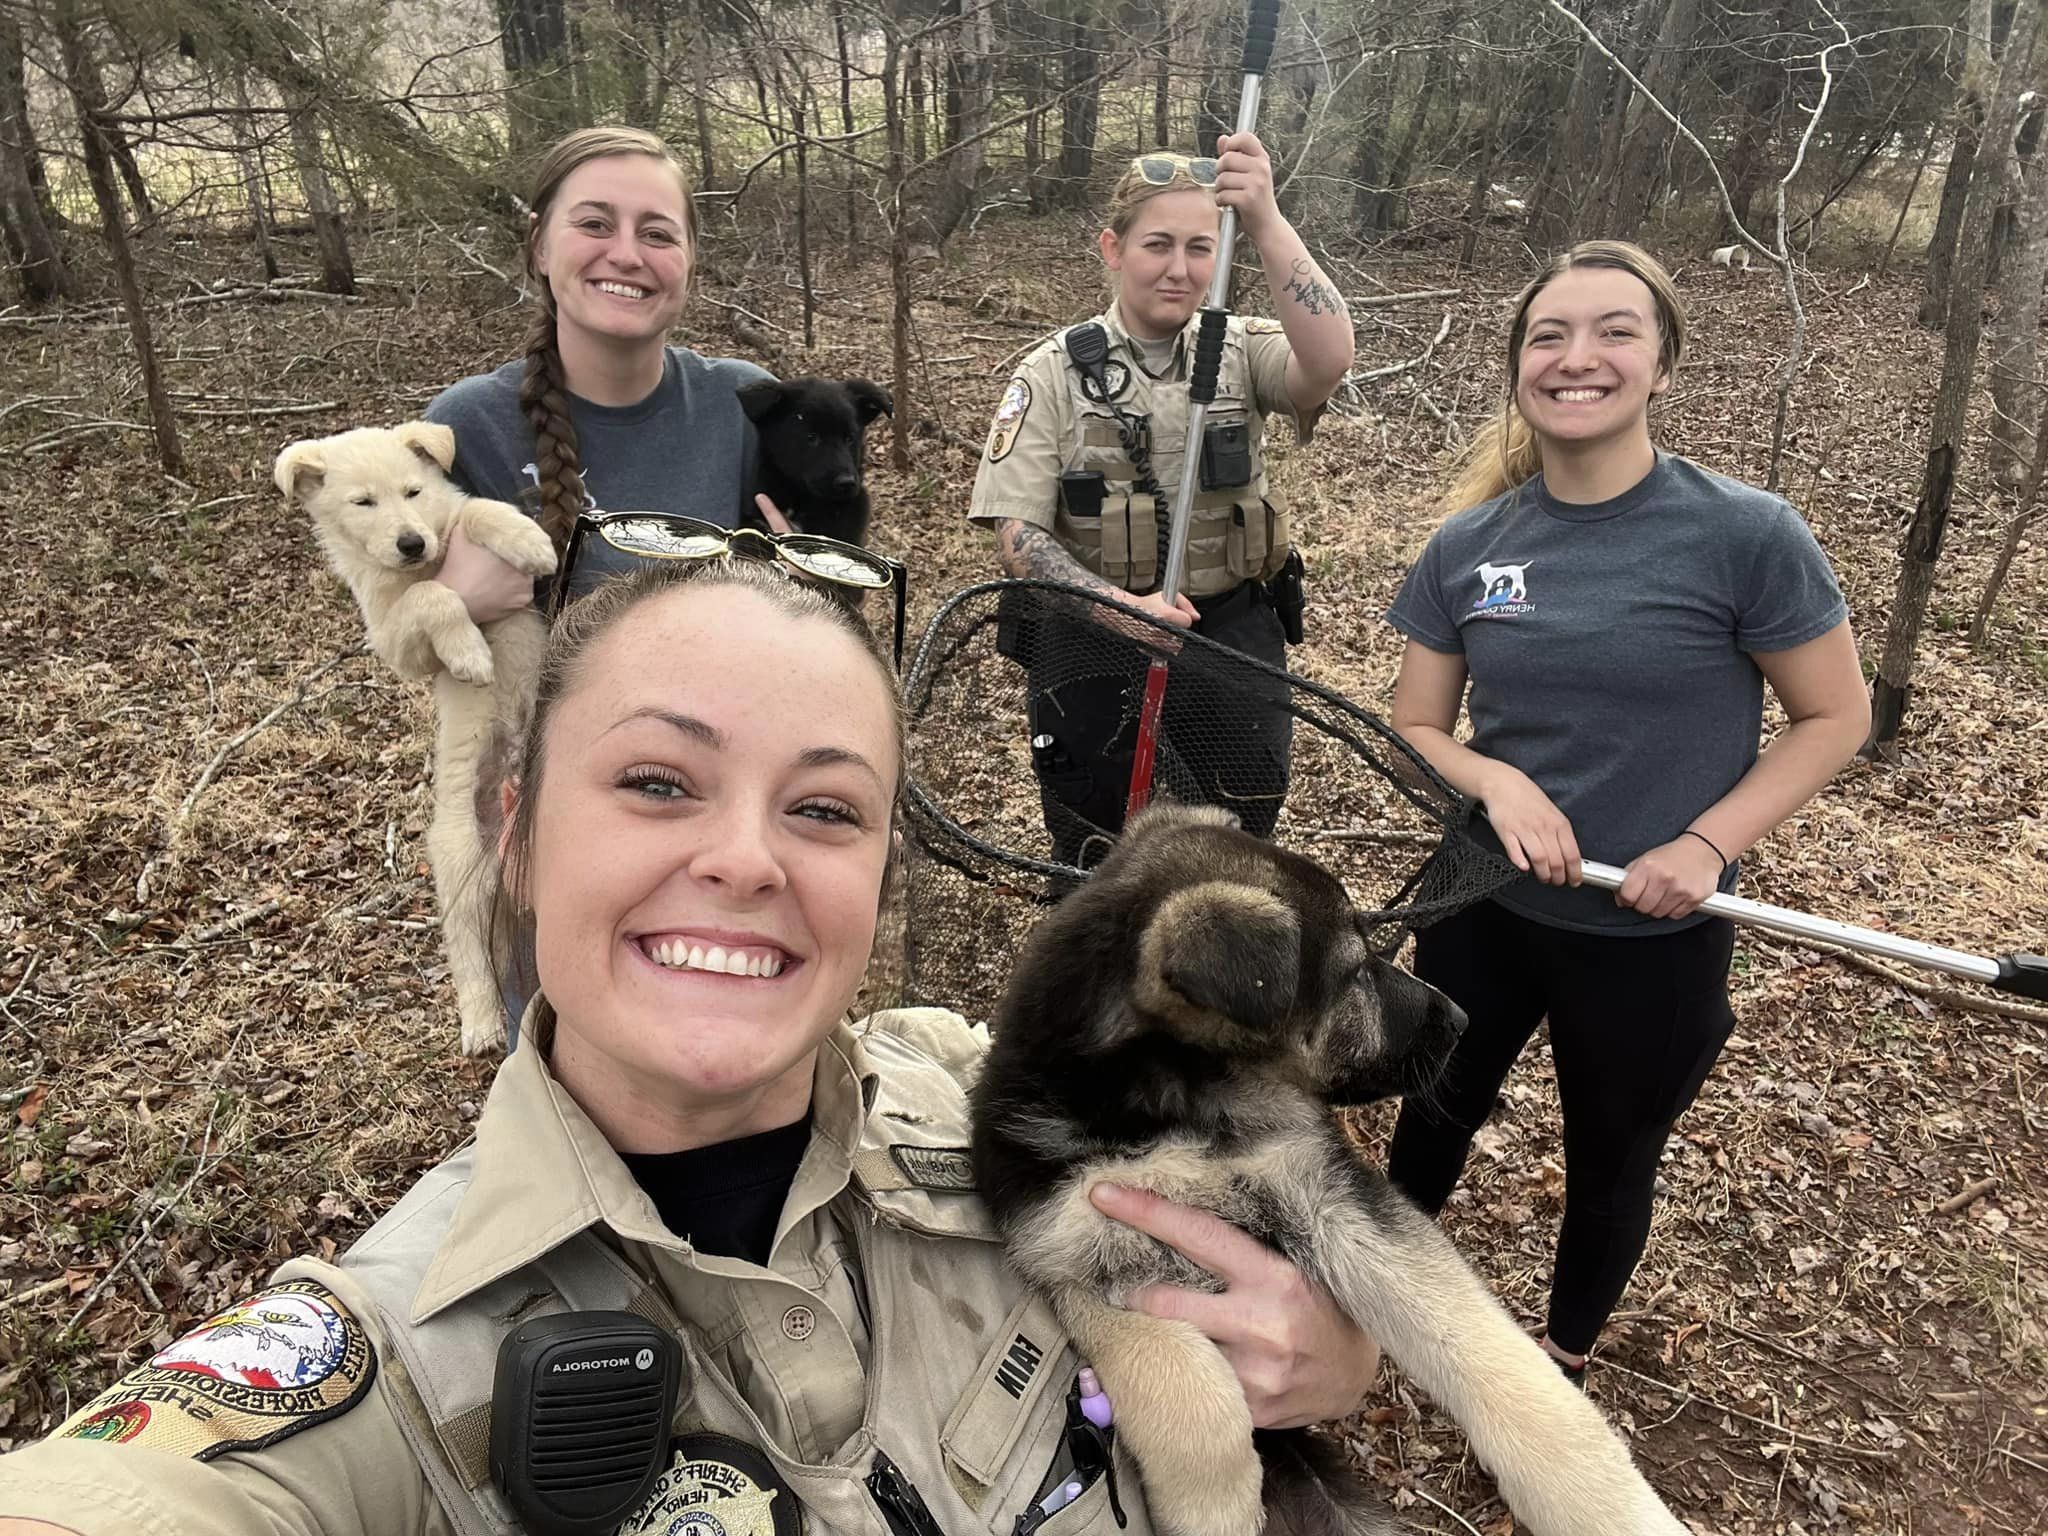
1,0,2046,1530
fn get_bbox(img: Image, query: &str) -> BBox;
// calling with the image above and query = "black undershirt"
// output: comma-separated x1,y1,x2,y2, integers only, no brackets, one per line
619,1114,814,1266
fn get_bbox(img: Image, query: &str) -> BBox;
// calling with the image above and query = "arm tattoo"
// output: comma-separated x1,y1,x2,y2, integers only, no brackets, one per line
996,518,1121,598
1282,258,1345,317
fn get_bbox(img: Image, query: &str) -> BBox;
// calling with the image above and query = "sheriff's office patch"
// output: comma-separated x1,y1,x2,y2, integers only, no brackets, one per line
889,1144,977,1192
986,377,1032,463
1079,360,1131,404
617,1432,801,1536
54,1280,376,1462
1243,317,1285,334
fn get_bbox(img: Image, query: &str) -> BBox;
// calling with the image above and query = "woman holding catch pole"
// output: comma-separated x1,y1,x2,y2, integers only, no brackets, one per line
966,128,1354,868
0,555,1382,1536
1383,240,1871,1383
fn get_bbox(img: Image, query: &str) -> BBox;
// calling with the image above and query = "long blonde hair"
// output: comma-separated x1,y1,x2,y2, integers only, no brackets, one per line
520,127,696,549
1439,240,1687,514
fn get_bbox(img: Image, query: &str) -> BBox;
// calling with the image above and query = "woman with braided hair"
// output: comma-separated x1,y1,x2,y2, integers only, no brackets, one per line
425,126,777,621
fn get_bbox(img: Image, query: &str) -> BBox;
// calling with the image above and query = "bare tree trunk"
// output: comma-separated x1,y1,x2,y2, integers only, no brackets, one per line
1971,382,2048,644
1372,34,1453,229
287,93,356,295
1349,29,1397,226
1457,84,1502,272
1153,10,1172,145
56,5,181,476
233,74,280,283
1054,18,1102,206
1989,112,2048,483
885,11,912,471
926,0,994,246
1612,0,1696,240
1880,118,1939,278
499,0,577,157
0,14,72,302
908,42,926,164
794,95,815,348
834,0,856,245
690,0,717,187
1872,0,2041,752
1921,0,1997,327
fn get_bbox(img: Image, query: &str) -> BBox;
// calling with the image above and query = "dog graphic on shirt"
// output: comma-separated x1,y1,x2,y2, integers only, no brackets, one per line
1473,561,1532,611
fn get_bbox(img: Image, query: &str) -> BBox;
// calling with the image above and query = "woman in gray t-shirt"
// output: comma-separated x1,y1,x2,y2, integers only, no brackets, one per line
1382,240,1869,1383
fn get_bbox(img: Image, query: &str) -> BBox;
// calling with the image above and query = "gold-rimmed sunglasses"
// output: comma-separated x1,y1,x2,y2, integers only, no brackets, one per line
551,512,908,668
1133,153,1219,188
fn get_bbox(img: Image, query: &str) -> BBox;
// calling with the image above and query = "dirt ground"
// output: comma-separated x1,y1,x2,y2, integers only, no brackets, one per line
1,207,2044,1533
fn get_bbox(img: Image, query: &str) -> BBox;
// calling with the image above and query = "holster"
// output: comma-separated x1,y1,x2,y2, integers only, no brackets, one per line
1269,548,1306,645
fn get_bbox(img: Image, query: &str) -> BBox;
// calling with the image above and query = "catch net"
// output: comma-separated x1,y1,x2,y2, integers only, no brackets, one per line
895,580,1524,1022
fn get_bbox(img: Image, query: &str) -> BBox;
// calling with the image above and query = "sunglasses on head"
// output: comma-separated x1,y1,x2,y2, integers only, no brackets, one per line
1133,154,1218,188
551,512,908,669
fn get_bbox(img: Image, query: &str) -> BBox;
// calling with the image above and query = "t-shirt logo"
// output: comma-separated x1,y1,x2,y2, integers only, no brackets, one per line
1471,560,1535,618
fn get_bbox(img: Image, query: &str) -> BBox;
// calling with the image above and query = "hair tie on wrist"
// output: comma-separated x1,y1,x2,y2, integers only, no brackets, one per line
1681,828,1728,869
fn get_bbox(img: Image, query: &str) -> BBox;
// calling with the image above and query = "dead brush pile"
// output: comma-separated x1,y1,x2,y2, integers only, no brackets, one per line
0,215,2042,1534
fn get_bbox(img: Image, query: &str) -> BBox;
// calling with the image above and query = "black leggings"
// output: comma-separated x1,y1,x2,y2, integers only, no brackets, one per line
1386,899,1736,1356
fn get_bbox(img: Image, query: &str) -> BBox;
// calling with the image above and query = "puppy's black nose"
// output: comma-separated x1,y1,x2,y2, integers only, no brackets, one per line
831,474,859,497
397,533,426,560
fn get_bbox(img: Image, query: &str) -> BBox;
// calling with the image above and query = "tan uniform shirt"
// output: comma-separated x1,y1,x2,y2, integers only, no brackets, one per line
0,1011,1150,1536
968,306,1309,597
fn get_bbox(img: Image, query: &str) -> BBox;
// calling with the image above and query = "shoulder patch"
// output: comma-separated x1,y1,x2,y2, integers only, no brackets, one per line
55,1280,376,1461
889,1143,978,1192
986,377,1032,463
1243,317,1285,334
618,1432,801,1536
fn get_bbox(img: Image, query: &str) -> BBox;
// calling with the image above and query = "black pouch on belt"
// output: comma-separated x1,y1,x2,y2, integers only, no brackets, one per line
1198,420,1253,490
1269,547,1306,645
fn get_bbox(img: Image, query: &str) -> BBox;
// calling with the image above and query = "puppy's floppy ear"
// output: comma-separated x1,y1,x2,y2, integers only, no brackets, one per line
736,379,785,424
274,440,326,501
396,420,457,472
1141,880,1299,1031
846,378,893,425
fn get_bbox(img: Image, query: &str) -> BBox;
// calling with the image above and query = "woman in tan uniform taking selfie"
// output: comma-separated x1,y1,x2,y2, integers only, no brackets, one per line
0,544,1379,1536
968,133,1354,866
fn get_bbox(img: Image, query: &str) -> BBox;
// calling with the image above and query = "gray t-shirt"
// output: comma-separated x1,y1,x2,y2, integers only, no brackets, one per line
1387,453,1848,935
424,344,773,601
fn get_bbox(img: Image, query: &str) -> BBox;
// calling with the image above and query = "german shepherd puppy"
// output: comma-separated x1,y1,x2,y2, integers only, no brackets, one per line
971,806,1687,1536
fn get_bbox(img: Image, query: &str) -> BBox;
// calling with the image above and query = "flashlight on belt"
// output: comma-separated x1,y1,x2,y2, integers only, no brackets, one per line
490,1311,684,1536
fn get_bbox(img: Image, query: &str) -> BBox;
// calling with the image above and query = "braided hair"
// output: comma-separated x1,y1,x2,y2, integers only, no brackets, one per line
520,127,698,550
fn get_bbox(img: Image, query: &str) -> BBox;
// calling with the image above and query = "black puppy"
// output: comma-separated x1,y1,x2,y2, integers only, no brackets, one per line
737,376,892,546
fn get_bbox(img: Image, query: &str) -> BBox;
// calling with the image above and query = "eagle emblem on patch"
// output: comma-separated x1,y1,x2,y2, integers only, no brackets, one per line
616,1433,801,1536
1078,360,1131,404
1242,317,1285,334
890,1144,977,1192
55,1279,376,1461
986,377,1032,463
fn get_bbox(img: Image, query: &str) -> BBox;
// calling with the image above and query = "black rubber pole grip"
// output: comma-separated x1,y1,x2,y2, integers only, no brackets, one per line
1190,308,1228,405
1241,0,1280,73
1995,953,2048,1001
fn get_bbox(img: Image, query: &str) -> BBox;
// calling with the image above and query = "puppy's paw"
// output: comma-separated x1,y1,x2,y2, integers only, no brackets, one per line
438,629,497,687
472,511,558,576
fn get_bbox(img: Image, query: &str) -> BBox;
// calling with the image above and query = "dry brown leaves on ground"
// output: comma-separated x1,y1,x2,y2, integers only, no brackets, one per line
0,215,2042,1533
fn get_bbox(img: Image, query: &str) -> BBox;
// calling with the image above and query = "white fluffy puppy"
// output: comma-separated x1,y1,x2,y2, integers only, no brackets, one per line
277,422,555,1054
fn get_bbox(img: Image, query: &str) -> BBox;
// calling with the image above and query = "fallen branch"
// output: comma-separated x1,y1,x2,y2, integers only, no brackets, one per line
1935,1175,2000,1215
1348,312,1455,386
179,401,342,420
175,899,285,949
174,647,368,828
1351,287,1461,309
1299,827,1441,848
1782,936,2048,1026
1597,1360,1898,1464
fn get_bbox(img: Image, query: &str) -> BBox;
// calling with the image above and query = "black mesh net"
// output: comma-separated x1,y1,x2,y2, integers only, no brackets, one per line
895,579,1525,1022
